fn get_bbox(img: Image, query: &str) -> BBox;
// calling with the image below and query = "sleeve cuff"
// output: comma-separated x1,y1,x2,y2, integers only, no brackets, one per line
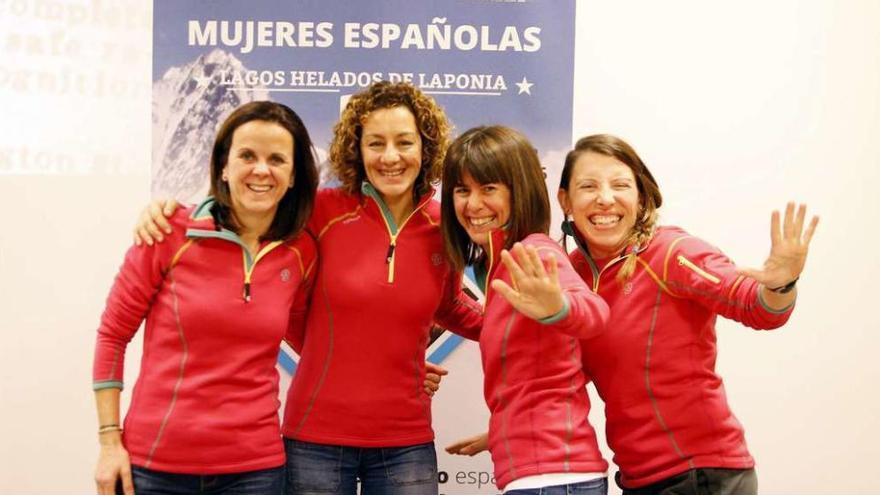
93,380,124,391
538,294,571,325
757,287,796,314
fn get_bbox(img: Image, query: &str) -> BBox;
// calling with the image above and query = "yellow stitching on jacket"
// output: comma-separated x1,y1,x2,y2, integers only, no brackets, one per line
662,236,689,280
420,208,439,226
145,272,188,467
317,206,363,239
677,254,721,284
728,274,745,300
287,245,305,277
168,239,195,271
636,258,684,298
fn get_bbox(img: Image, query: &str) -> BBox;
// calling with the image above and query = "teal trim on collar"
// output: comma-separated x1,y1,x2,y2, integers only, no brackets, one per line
191,197,216,220
361,182,399,233
186,227,256,269
538,295,571,325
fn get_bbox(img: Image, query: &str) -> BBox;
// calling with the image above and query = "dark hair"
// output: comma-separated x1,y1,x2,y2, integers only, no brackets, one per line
208,101,318,241
329,81,451,200
558,134,662,278
441,126,550,272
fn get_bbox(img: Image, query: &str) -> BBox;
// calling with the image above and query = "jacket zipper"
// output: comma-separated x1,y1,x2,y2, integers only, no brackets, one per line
592,255,628,293
368,196,425,284
481,233,497,308
241,241,283,302
676,254,720,284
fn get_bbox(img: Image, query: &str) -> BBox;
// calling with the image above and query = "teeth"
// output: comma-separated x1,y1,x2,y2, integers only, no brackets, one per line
381,169,404,177
469,217,495,227
248,184,272,192
590,215,619,226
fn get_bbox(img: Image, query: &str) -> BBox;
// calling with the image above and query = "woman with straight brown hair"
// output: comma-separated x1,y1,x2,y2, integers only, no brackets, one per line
442,126,611,495
93,101,319,495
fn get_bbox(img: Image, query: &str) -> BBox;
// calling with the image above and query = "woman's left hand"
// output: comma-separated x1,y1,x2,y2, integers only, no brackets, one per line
423,361,448,397
491,243,566,321
737,202,819,288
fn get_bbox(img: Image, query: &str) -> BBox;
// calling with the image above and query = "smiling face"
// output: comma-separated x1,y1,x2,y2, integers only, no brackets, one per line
360,106,423,208
558,151,640,259
222,120,294,225
452,171,511,250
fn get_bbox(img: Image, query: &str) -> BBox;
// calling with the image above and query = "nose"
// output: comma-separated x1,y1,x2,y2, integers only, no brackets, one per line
596,185,614,205
253,160,270,175
381,145,400,164
466,191,484,211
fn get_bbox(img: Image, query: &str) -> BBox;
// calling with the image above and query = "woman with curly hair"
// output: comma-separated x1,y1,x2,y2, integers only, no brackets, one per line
133,82,483,495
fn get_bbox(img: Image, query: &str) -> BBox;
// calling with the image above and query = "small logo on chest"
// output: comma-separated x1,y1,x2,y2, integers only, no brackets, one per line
623,282,633,295
280,268,291,282
431,253,444,266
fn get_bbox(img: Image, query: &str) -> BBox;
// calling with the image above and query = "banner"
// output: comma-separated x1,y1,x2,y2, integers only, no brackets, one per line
153,1,576,492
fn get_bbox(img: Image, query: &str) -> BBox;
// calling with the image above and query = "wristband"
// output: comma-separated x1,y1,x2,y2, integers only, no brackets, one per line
768,277,798,294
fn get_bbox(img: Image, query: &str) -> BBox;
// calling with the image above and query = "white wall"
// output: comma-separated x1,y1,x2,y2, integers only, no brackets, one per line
573,2,880,493
1,1,878,493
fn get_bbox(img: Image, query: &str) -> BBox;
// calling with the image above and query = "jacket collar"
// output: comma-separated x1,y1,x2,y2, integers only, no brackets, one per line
360,181,435,232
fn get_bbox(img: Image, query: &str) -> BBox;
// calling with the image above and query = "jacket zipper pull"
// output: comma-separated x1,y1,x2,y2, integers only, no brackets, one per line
243,282,251,302
385,243,396,263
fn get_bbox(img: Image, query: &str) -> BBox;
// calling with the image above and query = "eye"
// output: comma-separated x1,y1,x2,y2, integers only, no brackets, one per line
613,181,633,190
453,186,469,196
269,155,289,166
238,150,255,161
577,182,596,191
367,141,383,149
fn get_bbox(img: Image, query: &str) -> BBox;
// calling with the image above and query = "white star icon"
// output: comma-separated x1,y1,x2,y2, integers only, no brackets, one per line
515,77,534,95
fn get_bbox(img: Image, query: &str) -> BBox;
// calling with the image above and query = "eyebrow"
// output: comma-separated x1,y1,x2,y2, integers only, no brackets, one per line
363,132,419,139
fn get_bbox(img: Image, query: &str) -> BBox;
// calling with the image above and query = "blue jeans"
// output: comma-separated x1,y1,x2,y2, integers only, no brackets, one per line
505,478,608,495
284,438,438,495
122,465,284,495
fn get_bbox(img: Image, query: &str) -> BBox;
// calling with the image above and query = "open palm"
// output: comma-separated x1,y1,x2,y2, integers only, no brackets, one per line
738,202,819,288
491,243,566,321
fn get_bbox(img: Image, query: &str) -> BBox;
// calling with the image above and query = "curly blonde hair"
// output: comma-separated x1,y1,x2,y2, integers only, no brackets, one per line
329,81,451,199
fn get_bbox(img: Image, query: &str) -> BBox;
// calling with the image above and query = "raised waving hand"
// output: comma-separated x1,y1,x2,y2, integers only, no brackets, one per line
737,202,819,290
490,243,566,321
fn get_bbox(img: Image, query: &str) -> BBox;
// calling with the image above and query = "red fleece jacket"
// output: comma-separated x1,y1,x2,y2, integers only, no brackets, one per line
282,186,483,447
570,225,795,488
480,230,610,490
93,199,316,474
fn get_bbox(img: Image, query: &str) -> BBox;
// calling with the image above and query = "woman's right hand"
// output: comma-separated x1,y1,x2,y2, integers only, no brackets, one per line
95,441,134,495
133,199,180,246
